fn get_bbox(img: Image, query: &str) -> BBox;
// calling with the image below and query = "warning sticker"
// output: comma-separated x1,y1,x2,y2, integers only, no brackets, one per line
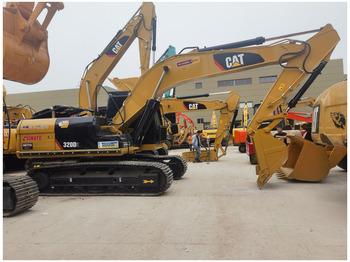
176,57,200,67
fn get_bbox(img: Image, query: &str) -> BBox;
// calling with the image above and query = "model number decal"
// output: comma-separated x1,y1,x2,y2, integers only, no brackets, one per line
63,142,79,148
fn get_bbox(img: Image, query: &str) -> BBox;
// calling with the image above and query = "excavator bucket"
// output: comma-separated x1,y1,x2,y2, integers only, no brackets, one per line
276,136,347,181
3,2,64,84
252,130,288,189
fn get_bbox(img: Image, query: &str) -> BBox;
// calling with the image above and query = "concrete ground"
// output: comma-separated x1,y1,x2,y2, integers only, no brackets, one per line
3,146,347,260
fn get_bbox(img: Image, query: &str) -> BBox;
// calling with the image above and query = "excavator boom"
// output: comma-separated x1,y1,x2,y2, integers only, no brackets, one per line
79,2,156,110
109,25,339,143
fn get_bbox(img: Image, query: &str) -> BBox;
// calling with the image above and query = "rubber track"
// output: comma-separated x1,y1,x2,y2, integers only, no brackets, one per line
134,154,188,180
3,175,39,217
27,160,173,196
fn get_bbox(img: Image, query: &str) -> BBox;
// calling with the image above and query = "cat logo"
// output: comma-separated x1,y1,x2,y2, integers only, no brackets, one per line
183,102,207,110
106,36,130,57
188,103,198,110
225,54,245,68
112,41,123,54
214,52,264,71
330,112,346,129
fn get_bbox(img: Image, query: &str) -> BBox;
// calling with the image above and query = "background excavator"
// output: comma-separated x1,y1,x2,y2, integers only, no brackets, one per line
164,112,194,149
160,90,240,160
3,2,64,216
181,93,239,162
201,111,219,146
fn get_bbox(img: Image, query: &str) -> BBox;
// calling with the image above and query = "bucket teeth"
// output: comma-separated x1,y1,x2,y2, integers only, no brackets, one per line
256,168,273,189
275,168,288,179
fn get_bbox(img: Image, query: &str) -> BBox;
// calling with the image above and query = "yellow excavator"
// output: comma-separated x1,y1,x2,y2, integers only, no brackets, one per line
160,90,240,159
9,3,340,196
3,2,64,216
13,2,186,197
180,93,240,162
201,111,219,146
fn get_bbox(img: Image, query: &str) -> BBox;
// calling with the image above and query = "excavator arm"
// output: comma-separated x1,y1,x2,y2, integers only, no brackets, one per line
161,92,236,113
109,24,339,141
244,25,340,188
79,2,156,110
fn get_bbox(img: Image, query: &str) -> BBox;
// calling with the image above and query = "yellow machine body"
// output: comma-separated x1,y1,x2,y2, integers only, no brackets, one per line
15,117,139,159
312,81,347,146
17,118,57,152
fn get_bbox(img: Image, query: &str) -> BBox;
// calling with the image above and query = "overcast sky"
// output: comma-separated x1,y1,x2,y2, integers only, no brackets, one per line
4,1,347,94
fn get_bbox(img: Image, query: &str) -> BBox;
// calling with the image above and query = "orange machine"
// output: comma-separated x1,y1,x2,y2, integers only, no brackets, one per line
3,2,64,84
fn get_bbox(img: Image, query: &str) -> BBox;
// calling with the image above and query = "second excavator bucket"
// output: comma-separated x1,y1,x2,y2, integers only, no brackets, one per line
276,135,347,181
